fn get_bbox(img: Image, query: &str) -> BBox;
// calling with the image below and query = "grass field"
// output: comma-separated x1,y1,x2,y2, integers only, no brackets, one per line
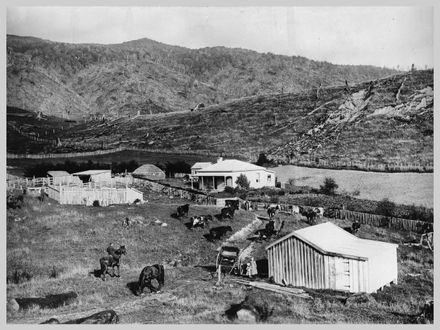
7,191,433,324
274,165,433,208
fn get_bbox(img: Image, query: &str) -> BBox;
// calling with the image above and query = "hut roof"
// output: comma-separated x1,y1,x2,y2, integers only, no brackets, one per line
266,222,397,260
72,170,111,176
47,170,70,177
133,164,165,175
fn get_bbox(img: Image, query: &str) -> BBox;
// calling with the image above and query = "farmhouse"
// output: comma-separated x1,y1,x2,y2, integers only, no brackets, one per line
132,164,166,180
72,169,112,183
265,222,398,293
191,158,275,191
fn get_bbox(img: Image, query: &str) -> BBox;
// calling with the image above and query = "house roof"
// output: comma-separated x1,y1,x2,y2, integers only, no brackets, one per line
195,159,274,173
191,162,213,169
133,164,165,175
47,171,70,177
266,222,397,260
72,170,111,176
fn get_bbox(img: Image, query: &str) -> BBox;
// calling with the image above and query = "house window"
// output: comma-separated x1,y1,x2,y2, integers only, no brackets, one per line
267,175,272,183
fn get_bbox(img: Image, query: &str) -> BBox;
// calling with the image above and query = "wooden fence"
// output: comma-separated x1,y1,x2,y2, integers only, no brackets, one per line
286,158,433,173
335,209,427,233
250,202,428,233
47,185,143,206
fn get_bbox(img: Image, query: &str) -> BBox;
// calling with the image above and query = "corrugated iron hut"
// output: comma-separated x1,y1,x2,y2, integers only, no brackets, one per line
132,164,166,180
265,222,398,293
47,171,81,185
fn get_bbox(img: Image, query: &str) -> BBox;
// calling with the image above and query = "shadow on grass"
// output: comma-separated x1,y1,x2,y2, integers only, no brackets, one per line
126,281,139,296
90,269,102,279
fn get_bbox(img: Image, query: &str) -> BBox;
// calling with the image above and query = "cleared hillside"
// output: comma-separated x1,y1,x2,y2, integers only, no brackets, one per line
7,35,398,119
13,69,429,167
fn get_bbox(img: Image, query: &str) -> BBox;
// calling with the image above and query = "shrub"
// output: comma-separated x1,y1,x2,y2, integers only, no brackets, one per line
319,177,338,195
376,198,395,218
224,186,235,195
235,174,250,190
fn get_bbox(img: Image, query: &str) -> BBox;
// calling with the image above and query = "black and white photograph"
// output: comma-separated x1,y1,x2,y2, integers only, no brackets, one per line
4,1,436,325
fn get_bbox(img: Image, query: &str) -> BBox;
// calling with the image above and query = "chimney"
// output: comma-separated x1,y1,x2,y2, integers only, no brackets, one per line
217,157,223,163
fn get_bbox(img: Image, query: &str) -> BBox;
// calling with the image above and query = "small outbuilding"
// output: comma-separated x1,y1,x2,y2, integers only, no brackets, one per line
132,164,166,180
72,170,112,183
265,222,398,293
47,171,81,185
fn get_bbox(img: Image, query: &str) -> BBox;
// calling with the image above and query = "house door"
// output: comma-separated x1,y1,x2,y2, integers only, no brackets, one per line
226,176,233,187
335,258,351,292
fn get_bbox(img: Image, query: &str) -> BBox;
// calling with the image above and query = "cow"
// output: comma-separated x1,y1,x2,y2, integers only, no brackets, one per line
288,205,300,215
299,206,318,225
190,216,208,229
267,205,280,219
221,206,235,220
209,226,233,240
225,199,240,211
136,264,165,295
351,220,361,234
314,207,325,219
177,204,190,218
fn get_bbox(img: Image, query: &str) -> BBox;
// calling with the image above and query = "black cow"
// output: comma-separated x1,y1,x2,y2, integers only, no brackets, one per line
225,200,240,211
299,206,317,225
136,264,165,295
221,206,235,219
351,221,361,234
267,205,280,219
209,226,233,240
177,204,190,218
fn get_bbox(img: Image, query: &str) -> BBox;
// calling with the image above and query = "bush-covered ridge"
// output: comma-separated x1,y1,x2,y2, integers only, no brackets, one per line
7,34,398,119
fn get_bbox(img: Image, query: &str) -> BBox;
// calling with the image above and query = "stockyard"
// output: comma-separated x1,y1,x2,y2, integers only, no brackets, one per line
6,6,434,326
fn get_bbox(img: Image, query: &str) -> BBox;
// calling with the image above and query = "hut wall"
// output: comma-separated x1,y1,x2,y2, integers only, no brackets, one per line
267,237,369,293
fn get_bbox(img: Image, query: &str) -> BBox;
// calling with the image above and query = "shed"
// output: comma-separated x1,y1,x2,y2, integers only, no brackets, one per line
47,171,81,185
72,170,112,183
265,222,398,293
132,164,166,180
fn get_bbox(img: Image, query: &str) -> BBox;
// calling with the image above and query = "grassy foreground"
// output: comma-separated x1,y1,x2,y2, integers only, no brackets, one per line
7,194,433,324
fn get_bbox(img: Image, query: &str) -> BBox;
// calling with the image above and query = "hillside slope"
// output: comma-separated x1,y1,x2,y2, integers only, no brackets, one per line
7,35,398,119
33,69,431,167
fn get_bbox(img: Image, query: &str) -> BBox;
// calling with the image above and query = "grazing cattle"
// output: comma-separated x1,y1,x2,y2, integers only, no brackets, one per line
299,206,318,225
190,216,208,229
221,206,235,219
288,205,300,215
136,264,165,295
202,214,213,222
41,310,119,324
209,226,233,240
177,204,190,218
314,207,325,218
267,205,280,219
99,245,126,281
225,199,240,211
351,220,361,234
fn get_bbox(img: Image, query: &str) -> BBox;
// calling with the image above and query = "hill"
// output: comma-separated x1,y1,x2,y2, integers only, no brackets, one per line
36,69,430,167
7,35,398,119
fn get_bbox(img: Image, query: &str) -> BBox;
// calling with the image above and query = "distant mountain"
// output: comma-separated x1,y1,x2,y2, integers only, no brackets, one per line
7,34,399,119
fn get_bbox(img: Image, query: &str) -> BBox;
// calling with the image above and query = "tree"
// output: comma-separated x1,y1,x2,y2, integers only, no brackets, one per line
376,198,395,218
319,177,338,195
256,153,273,167
235,174,250,190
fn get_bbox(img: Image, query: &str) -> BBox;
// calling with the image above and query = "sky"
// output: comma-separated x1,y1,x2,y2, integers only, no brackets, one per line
6,6,433,70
